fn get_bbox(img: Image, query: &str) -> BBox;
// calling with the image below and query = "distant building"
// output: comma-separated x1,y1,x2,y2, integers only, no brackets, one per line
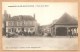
51,13,78,36
40,25,51,36
4,10,39,36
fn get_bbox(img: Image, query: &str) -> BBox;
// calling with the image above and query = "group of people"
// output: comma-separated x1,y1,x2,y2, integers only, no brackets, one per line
6,31,35,38
68,29,77,37
18,31,35,36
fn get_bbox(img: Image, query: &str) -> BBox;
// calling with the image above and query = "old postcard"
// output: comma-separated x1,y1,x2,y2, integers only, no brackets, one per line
2,2,78,50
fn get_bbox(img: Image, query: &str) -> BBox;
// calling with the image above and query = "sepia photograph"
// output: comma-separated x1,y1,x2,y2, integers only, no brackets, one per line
2,2,78,50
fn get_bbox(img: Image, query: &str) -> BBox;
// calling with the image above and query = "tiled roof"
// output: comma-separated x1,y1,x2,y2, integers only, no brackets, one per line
54,13,78,25
6,15,35,21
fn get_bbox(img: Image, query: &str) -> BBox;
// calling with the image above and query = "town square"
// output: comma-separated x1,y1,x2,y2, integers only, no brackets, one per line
2,2,78,50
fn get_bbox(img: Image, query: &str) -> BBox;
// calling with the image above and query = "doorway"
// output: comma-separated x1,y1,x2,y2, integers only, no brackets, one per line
56,27,67,36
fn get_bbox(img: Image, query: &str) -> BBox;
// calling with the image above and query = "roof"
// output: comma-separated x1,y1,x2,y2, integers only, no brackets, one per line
6,15,36,21
51,19,58,25
54,13,78,25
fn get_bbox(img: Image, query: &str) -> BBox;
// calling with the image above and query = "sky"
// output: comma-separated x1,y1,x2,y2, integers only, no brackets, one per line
2,2,78,25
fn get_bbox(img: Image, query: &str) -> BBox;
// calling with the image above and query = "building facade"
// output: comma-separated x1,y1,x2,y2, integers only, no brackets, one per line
4,11,39,36
51,13,78,36
3,11,78,37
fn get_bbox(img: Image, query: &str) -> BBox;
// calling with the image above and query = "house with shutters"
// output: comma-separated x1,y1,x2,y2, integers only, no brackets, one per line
4,10,39,36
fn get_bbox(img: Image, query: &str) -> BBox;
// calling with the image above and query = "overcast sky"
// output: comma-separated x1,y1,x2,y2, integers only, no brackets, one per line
2,2,78,25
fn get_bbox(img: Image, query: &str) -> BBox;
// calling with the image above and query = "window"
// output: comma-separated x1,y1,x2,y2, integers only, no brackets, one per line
18,28,21,30
8,29,11,32
8,21,13,26
13,21,17,26
12,28,16,32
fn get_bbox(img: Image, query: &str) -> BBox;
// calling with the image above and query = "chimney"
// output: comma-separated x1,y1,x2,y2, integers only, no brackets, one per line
4,10,8,20
4,10,7,16
34,14,35,19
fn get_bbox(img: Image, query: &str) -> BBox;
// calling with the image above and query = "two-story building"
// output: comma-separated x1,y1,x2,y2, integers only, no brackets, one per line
4,10,39,37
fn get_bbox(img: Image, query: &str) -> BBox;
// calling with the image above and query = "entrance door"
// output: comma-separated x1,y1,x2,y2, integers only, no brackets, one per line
56,27,67,36
22,28,24,31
